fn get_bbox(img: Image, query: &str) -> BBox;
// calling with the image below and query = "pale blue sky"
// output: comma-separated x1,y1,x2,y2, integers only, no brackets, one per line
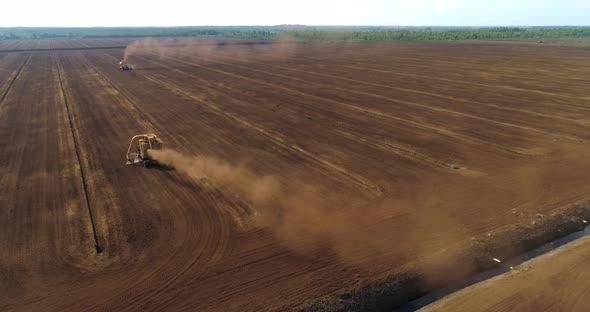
2,0,588,27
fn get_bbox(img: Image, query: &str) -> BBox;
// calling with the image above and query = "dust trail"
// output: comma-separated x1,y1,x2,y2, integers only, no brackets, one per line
122,37,301,66
149,149,476,272
149,149,278,204
150,149,405,264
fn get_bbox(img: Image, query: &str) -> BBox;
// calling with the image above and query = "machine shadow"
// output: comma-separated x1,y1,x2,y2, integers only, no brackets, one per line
148,163,175,171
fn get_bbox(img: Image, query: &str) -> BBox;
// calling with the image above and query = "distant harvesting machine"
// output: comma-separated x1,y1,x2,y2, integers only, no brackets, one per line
119,60,132,70
126,134,162,167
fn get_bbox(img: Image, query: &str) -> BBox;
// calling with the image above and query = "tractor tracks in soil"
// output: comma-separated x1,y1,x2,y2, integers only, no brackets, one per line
223,47,590,117
141,71,383,195
141,53,549,158
339,62,590,102
300,49,590,79
263,48,590,102
128,54,455,171
205,53,588,142
77,53,239,309
109,53,459,174
82,59,160,136
206,52,586,143
54,52,237,310
0,46,127,54
96,51,383,196
228,51,575,112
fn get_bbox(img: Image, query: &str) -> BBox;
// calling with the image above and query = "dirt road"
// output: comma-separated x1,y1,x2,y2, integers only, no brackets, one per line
1,38,590,311
421,235,590,312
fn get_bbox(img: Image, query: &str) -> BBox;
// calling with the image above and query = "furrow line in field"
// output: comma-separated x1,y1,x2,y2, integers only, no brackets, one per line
337,129,451,168
140,71,382,196
209,52,587,138
142,54,453,169
352,88,584,142
246,48,589,96
85,53,238,265
156,54,541,156
93,50,384,195
0,55,30,107
148,58,451,169
339,63,590,102
54,55,102,254
0,46,127,53
191,54,585,142
79,55,163,139
278,54,590,91
71,52,236,310
213,49,588,114
296,50,590,75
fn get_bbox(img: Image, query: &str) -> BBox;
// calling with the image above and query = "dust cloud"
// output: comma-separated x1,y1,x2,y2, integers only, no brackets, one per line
122,37,300,66
149,149,278,204
149,149,422,265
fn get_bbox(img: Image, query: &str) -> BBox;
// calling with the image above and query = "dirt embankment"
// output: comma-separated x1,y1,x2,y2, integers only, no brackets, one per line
296,201,590,311
421,225,590,311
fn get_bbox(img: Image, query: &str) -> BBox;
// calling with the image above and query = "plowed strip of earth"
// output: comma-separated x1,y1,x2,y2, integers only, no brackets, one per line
1,39,590,311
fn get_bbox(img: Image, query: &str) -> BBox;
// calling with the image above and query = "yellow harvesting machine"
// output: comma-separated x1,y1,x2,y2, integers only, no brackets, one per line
119,60,132,70
126,134,162,167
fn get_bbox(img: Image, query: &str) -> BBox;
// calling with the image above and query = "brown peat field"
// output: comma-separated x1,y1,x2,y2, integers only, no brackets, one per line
1,37,590,311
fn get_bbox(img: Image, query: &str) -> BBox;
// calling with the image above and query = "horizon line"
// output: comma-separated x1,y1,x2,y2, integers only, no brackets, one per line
1,25,590,28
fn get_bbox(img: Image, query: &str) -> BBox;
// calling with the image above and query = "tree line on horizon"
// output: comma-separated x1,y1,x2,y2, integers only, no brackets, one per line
1,26,589,41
